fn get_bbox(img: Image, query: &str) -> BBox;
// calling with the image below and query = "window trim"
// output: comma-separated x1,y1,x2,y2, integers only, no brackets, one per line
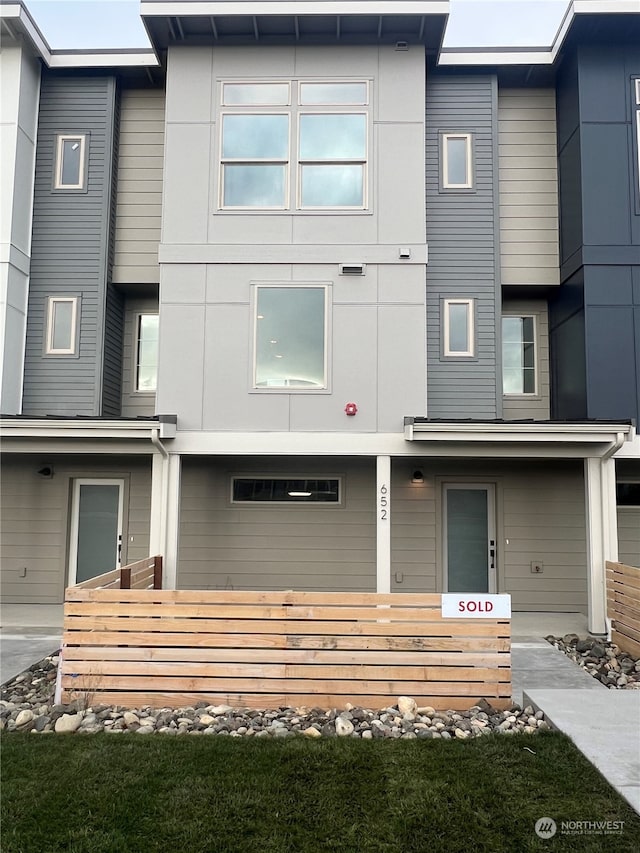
45,296,79,356
230,475,343,506
441,132,473,190
217,78,371,213
634,78,640,208
443,298,474,358
251,282,330,392
134,312,159,395
501,313,538,397
53,133,88,191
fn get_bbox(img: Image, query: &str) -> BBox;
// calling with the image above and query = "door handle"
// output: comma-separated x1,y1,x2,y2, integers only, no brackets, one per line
117,535,122,566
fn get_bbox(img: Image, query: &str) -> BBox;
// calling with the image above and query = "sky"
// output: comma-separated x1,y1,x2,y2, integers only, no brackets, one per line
25,0,572,51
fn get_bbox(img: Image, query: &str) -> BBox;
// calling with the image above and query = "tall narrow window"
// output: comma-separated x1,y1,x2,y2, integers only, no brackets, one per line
442,133,473,189
444,298,474,357
254,286,327,389
45,297,78,355
221,114,289,207
635,79,640,197
136,314,159,392
299,113,367,208
54,134,87,189
502,316,536,394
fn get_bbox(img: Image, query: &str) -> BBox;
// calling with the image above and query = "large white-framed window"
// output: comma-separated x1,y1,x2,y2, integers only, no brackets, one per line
219,80,369,211
253,284,328,390
231,476,342,505
45,296,79,355
54,134,87,190
502,315,537,395
135,313,159,393
442,132,473,189
443,298,474,357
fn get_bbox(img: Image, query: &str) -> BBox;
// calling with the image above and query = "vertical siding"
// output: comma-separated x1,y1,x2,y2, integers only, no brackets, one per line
426,73,500,418
0,455,152,604
498,88,560,286
121,295,158,417
501,298,551,419
112,86,164,285
178,457,376,591
22,71,117,416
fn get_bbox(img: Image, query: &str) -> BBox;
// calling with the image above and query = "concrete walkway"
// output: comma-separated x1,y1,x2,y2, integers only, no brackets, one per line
1,605,63,685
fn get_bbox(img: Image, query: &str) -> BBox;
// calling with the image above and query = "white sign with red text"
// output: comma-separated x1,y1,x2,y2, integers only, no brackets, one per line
441,594,511,619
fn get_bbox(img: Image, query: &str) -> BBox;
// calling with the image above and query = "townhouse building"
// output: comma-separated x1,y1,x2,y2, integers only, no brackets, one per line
1,0,638,635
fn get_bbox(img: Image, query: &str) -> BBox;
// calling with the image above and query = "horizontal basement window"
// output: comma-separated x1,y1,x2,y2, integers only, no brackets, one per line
617,483,640,507
232,477,340,504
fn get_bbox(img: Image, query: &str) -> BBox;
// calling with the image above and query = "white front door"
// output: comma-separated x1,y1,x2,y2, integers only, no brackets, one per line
443,483,496,593
68,479,124,585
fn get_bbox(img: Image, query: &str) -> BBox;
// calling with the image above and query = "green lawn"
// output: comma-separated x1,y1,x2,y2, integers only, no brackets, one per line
2,731,638,853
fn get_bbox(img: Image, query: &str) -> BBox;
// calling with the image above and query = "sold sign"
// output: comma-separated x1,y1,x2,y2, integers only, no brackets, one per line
441,594,511,619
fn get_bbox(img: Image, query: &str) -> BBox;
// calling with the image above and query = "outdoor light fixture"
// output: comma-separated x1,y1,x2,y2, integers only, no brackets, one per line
37,465,54,478
411,470,424,484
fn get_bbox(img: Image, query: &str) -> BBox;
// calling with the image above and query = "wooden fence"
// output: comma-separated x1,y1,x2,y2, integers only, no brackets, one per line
60,589,511,711
73,556,162,591
606,561,640,658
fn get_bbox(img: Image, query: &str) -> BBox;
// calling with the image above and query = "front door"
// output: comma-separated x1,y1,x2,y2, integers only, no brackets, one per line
443,483,496,593
69,480,124,585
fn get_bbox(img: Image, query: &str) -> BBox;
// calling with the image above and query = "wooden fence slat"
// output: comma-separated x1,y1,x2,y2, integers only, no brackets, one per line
611,630,640,659
606,561,640,658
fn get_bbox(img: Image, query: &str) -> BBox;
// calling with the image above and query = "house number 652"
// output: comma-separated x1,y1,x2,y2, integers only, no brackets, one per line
380,484,388,520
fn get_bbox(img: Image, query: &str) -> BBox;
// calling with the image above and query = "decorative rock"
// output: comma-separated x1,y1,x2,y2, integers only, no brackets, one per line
303,726,321,738
123,712,139,727
55,713,83,734
397,696,417,715
335,716,354,737
209,705,233,715
15,710,34,728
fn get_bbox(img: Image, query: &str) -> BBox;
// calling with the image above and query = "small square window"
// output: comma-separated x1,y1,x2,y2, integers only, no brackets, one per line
502,315,536,395
136,314,159,392
45,297,78,355
54,135,87,190
616,483,640,506
442,133,473,189
254,286,327,389
444,299,474,357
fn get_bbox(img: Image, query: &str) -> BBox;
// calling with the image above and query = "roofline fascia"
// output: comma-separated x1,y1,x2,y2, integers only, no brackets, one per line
0,417,177,441
140,1,450,17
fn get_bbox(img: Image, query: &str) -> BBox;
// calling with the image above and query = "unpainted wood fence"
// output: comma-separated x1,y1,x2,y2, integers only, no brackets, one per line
606,561,640,658
60,587,511,711
74,556,162,591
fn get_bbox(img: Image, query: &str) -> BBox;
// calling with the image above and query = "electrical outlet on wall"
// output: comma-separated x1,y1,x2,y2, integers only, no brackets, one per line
530,561,544,574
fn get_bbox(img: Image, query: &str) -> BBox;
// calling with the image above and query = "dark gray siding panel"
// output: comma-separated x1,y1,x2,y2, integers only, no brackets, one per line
549,271,586,420
426,72,499,418
22,72,117,416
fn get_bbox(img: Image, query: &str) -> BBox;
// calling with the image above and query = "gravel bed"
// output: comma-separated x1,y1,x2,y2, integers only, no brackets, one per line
1,653,548,738
546,633,640,689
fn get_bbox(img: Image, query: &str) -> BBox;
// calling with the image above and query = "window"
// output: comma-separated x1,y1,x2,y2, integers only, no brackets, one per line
232,477,340,503
219,80,369,210
443,298,474,357
45,297,78,355
136,314,159,392
254,285,327,390
502,315,536,395
617,483,640,506
54,134,87,190
442,133,473,189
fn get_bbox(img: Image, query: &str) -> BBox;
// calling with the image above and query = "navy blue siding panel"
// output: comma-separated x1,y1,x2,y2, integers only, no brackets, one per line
549,271,586,420
585,305,636,421
425,72,499,419
22,72,117,416
581,123,632,246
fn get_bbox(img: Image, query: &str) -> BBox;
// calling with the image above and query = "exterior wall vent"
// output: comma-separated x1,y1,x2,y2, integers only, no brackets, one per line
339,263,366,276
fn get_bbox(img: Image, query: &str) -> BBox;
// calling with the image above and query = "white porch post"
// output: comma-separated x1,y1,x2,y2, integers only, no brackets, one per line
376,455,391,593
584,457,617,635
149,451,168,558
163,453,181,590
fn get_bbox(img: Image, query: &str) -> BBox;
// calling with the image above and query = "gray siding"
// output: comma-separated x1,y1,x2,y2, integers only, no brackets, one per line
617,509,640,568
178,457,376,591
121,295,158,417
501,298,550,419
112,86,164,285
426,73,500,418
390,459,587,613
498,88,560,286
0,455,152,604
22,72,117,416
102,283,124,416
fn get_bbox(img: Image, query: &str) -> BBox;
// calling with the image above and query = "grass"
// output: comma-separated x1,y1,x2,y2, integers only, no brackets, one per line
1,731,639,853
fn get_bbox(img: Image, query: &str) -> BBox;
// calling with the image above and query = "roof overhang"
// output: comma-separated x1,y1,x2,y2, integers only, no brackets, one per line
140,0,449,50
404,419,635,459
0,1,159,67
0,416,177,451
439,0,640,68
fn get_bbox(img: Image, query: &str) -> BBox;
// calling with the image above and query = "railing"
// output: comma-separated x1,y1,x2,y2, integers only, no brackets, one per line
606,560,640,658
60,590,511,711
73,556,163,591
